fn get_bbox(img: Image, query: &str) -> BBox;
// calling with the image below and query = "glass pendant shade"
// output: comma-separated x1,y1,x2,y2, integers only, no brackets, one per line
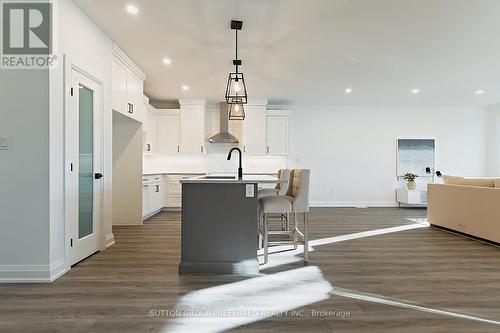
225,73,247,104
228,100,245,120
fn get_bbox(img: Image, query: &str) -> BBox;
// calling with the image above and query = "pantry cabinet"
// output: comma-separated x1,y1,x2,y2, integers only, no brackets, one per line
111,44,146,123
143,101,157,153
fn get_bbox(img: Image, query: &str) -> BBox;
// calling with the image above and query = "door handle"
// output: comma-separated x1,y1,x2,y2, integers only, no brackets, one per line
95,173,104,180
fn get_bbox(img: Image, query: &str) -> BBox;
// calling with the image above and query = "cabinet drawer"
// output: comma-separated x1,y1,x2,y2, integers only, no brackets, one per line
143,174,163,185
152,175,163,182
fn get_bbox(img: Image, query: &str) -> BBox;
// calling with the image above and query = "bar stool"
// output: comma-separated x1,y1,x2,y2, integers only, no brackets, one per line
259,169,310,264
258,169,290,198
257,169,291,232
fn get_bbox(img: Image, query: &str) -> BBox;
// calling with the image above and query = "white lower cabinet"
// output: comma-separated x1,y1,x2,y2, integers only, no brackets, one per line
142,174,199,219
141,183,150,217
142,175,164,220
165,174,200,209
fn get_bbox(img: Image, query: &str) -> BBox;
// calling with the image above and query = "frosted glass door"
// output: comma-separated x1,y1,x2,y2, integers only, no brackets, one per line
78,85,94,239
68,68,101,266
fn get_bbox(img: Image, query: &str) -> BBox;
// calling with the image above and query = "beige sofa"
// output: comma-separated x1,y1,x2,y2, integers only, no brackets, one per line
427,176,500,244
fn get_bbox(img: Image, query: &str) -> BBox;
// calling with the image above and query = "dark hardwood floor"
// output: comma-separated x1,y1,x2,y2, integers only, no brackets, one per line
1,208,499,332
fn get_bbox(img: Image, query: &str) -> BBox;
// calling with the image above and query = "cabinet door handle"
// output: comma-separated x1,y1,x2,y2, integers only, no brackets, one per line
146,144,151,152
143,185,148,188
156,185,160,192
201,145,204,153
177,146,180,153
266,146,270,154
243,146,246,152
127,103,134,114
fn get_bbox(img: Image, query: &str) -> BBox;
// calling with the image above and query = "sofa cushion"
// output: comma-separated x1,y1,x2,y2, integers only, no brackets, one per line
442,175,496,187
442,175,464,185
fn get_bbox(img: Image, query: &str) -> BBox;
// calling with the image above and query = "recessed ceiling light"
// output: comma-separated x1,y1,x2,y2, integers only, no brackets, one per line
182,85,189,91
163,57,172,65
475,89,485,95
345,88,352,94
411,88,420,94
126,4,138,15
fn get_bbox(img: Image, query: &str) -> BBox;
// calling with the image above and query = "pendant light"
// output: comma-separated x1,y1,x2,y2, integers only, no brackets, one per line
225,20,248,120
229,100,245,120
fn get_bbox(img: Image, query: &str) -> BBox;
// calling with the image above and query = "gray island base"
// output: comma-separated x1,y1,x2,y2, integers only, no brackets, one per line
179,175,279,275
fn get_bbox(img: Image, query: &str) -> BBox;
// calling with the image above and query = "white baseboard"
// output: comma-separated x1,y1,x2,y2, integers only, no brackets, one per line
309,201,399,208
141,208,165,221
162,207,181,212
0,258,66,283
105,233,115,248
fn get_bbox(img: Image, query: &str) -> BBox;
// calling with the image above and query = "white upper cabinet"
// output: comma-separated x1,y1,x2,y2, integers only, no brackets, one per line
156,110,181,155
153,100,207,156
126,71,144,123
112,58,127,114
266,112,289,156
179,100,206,155
144,101,157,153
242,102,267,155
111,44,146,123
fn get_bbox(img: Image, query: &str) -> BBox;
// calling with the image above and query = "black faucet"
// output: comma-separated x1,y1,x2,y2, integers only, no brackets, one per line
227,147,243,179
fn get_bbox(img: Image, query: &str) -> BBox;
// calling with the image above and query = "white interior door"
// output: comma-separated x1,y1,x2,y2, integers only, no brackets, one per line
66,68,102,266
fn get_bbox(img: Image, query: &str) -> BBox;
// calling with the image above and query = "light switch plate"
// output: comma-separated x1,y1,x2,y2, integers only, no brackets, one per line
245,184,255,198
0,136,10,150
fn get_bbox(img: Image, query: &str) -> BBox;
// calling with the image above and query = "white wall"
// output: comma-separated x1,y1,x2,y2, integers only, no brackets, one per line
285,106,491,206
112,112,143,225
0,70,51,274
0,0,115,282
49,0,114,271
486,104,500,175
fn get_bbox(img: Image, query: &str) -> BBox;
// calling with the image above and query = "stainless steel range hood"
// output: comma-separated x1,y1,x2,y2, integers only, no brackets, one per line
208,103,239,144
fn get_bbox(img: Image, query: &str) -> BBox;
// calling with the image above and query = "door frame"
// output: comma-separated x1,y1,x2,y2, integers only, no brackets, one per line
63,54,105,271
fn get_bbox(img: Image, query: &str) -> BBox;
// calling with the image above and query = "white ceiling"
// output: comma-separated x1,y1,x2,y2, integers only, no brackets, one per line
75,0,500,106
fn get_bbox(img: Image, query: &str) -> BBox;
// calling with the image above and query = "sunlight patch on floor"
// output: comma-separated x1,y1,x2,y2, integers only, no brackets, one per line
258,222,428,269
161,266,332,333
330,287,500,326
405,217,430,226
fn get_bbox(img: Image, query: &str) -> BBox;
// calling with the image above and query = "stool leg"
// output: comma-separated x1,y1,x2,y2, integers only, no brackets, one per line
294,213,299,250
264,213,269,264
304,212,309,263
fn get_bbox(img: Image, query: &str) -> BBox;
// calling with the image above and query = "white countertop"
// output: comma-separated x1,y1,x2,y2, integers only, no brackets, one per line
180,174,283,184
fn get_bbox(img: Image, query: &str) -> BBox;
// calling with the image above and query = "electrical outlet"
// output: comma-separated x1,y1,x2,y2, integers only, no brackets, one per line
245,184,255,197
0,136,10,150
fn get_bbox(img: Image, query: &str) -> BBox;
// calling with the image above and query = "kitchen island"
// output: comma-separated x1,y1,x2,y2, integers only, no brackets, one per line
179,175,280,275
